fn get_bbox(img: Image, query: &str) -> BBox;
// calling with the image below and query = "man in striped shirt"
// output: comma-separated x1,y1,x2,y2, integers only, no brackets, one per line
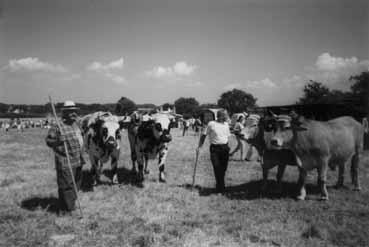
46,101,84,215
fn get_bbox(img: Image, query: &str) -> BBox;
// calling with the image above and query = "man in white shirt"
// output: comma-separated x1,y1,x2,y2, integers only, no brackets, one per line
197,109,231,193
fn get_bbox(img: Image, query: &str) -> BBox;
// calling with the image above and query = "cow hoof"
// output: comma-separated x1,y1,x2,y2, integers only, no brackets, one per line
320,196,329,201
296,195,305,201
112,174,118,184
353,186,361,191
159,172,166,183
137,173,144,183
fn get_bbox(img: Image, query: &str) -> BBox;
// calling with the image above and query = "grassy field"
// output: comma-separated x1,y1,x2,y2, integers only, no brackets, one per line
1,128,369,247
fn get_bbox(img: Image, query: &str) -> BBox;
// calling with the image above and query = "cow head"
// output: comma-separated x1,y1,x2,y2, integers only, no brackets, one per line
151,114,172,143
97,116,123,150
269,113,307,149
240,114,261,139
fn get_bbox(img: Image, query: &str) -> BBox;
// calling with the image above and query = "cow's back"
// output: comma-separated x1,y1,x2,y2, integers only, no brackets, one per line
293,117,363,167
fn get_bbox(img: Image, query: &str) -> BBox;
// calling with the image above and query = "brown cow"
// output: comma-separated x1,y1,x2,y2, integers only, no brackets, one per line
241,114,298,192
269,115,364,200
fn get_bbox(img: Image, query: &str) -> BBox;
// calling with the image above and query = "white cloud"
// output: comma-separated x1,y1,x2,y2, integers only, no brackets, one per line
87,57,124,72
146,66,174,78
245,78,277,89
105,73,126,84
6,57,67,73
221,53,369,106
86,57,125,84
316,53,358,71
146,61,197,79
308,53,369,89
173,61,197,76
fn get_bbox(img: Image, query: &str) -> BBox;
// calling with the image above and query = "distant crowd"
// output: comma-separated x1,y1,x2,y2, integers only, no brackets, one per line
0,118,55,132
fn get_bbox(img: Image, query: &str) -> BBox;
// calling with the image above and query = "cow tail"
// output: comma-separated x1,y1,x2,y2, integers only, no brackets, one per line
362,117,369,150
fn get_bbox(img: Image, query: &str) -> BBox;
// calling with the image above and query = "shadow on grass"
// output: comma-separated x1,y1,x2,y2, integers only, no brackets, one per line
20,196,59,214
80,167,144,190
180,180,321,200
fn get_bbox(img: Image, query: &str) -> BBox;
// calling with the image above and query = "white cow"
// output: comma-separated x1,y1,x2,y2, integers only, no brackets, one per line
127,112,173,186
80,112,123,184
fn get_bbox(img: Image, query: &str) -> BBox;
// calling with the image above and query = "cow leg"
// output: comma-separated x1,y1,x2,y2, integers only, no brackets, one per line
276,164,286,193
317,160,329,200
131,150,137,173
351,153,361,191
89,156,98,185
335,163,345,188
111,155,118,184
158,146,169,183
297,168,307,200
144,154,150,174
136,153,145,185
261,166,269,192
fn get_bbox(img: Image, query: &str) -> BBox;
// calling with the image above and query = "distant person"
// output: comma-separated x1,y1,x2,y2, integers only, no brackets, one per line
229,115,246,160
194,118,202,134
45,101,85,215
197,109,231,193
182,119,189,136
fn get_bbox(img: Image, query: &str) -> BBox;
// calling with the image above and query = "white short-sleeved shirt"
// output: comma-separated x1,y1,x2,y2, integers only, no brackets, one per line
202,121,231,145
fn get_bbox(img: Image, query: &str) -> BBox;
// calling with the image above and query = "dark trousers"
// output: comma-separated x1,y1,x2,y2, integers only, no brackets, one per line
56,165,81,211
210,144,230,192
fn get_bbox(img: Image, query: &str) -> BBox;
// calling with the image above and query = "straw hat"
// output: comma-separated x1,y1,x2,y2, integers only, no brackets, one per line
61,100,79,111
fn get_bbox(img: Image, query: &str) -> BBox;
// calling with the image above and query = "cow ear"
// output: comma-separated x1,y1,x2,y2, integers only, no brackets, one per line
292,122,307,131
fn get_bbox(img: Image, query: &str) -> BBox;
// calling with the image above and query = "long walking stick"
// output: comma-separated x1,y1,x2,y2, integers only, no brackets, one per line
191,148,200,189
49,96,83,218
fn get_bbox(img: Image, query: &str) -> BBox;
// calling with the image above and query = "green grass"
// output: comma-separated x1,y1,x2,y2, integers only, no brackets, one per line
0,128,369,246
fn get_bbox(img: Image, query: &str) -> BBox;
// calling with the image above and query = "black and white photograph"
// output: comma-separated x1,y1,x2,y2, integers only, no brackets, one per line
0,0,368,246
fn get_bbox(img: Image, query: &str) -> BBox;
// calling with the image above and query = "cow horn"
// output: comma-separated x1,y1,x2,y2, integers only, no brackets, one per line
268,110,277,118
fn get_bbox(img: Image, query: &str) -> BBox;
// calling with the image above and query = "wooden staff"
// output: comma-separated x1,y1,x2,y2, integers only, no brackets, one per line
191,148,200,189
49,96,83,218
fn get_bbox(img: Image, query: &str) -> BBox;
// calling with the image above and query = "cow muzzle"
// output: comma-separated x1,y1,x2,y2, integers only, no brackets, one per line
270,138,283,148
160,133,172,143
104,136,117,149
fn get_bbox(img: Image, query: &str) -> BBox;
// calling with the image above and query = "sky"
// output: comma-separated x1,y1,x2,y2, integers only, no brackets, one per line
0,0,368,106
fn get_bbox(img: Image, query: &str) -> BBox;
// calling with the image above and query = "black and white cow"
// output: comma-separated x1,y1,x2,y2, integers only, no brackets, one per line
127,112,173,185
80,112,123,184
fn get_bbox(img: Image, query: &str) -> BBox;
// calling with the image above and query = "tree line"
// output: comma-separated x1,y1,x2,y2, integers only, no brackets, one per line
1,71,367,119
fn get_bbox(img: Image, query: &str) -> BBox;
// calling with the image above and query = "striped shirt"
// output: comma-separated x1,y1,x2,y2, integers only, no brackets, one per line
46,120,83,168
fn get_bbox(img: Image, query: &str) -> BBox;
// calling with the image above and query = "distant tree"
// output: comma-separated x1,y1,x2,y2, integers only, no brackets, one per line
115,97,137,115
199,103,219,109
217,89,257,115
136,103,157,109
350,72,369,116
162,103,174,111
0,103,8,113
174,97,199,115
298,80,330,104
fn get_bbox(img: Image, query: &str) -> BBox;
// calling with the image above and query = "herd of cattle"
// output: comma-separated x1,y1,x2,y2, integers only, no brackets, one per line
2,110,368,201
77,109,368,201
79,111,175,187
